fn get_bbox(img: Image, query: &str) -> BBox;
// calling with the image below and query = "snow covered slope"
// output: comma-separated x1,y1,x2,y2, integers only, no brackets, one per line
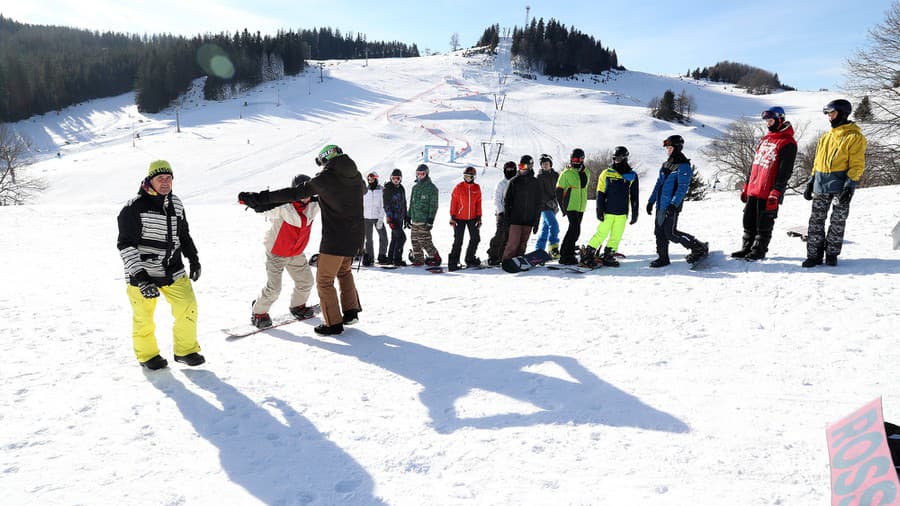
3,47,900,505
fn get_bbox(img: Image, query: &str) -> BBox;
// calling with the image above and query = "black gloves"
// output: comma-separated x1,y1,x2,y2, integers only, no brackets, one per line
597,208,605,221
189,260,201,282
238,190,273,211
803,181,814,201
403,216,411,229
665,204,677,219
629,214,637,225
138,281,160,298
646,202,654,215
532,223,539,234
839,187,854,205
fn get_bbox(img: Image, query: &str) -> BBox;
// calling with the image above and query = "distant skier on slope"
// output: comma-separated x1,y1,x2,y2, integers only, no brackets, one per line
248,174,320,330
117,160,205,370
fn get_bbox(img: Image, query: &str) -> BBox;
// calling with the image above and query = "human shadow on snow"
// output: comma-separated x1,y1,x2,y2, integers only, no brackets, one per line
146,369,386,506
272,330,690,435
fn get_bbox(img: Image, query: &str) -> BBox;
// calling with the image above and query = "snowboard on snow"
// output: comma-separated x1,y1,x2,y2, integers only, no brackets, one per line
688,250,721,271
892,220,900,250
223,304,321,339
502,249,553,273
786,225,809,242
546,264,592,274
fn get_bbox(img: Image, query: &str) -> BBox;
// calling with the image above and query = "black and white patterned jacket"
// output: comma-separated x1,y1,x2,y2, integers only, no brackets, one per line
117,185,198,287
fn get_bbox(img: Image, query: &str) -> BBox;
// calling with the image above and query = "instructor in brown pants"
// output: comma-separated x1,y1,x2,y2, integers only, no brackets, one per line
239,144,365,335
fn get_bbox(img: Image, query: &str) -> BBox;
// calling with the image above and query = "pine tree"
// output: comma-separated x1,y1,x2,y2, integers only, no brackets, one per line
854,96,874,122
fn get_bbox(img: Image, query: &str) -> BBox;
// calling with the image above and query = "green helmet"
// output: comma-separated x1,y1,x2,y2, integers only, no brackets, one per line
315,144,343,166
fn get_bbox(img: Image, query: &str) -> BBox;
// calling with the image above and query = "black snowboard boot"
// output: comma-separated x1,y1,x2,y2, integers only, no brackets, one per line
685,242,709,264
362,254,374,267
174,352,206,366
802,249,824,268
580,246,598,268
251,313,273,329
745,233,771,261
601,247,620,267
465,256,482,268
140,355,169,370
290,305,315,320
314,322,344,335
731,233,754,258
825,254,838,266
342,309,360,325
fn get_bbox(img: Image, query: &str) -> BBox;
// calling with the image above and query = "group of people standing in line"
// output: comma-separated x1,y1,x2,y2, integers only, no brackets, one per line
117,98,866,369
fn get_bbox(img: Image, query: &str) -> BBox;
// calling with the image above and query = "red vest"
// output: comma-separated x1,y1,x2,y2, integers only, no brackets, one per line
271,202,312,257
747,124,797,198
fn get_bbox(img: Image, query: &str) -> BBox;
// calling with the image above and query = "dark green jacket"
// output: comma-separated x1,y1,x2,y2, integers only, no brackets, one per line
409,176,438,224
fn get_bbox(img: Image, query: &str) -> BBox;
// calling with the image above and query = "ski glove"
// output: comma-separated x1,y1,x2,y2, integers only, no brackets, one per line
238,191,259,209
629,214,637,225
403,216,411,229
532,223,539,234
425,222,433,231
387,218,395,230
375,220,384,230
765,190,781,212
646,202,653,215
839,187,854,205
476,219,482,228
665,204,677,218
449,219,458,227
189,260,201,282
740,184,748,203
138,281,160,299
803,181,814,201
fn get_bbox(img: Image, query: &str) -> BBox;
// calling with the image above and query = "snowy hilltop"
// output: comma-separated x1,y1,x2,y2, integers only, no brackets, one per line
2,46,900,505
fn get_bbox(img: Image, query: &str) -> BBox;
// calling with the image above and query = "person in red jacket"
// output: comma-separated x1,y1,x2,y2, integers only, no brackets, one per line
732,106,797,260
250,174,320,328
447,166,483,271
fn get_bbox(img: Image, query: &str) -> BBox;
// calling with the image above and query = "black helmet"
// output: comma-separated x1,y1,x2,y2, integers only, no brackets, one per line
416,164,429,176
519,155,534,170
823,99,852,116
539,153,553,167
613,146,629,160
463,166,477,179
292,174,311,188
663,135,684,148
571,148,585,160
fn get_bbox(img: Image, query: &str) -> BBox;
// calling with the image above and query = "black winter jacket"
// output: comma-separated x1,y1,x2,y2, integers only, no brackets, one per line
260,154,365,257
536,168,560,211
504,169,543,226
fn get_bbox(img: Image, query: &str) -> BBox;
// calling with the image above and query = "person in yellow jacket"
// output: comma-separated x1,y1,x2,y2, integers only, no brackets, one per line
117,160,204,370
555,148,589,265
801,99,867,268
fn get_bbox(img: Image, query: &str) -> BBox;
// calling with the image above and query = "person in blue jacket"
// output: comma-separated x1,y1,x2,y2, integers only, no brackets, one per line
646,135,708,267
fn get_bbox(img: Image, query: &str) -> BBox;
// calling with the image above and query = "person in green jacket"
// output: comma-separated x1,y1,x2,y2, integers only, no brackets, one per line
555,148,589,265
583,146,639,268
407,164,441,266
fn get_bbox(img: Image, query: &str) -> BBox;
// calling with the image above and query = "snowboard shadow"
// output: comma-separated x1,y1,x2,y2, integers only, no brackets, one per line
145,369,385,505
272,330,690,435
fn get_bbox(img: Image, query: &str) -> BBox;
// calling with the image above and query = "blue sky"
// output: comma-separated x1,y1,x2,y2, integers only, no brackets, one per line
2,0,894,90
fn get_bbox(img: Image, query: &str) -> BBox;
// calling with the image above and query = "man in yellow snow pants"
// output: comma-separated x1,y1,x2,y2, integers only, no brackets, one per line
127,276,200,363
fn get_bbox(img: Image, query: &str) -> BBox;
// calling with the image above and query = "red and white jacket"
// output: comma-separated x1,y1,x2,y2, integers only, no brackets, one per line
263,201,319,257
747,123,797,198
450,181,482,221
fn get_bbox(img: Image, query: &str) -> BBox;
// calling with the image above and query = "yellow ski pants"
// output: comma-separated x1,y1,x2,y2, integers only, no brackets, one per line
126,276,200,362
